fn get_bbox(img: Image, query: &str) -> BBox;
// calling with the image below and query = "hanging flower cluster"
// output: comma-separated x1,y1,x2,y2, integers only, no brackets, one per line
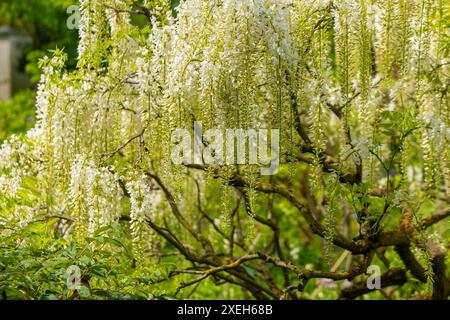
126,174,162,261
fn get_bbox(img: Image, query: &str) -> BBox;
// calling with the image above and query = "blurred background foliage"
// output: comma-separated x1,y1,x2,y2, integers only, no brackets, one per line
0,89,35,140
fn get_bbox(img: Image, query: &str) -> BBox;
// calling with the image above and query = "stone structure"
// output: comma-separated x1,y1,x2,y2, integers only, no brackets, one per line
0,27,32,100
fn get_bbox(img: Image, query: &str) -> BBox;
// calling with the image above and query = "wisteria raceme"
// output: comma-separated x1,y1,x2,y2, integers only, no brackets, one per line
126,174,162,261
68,155,89,241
